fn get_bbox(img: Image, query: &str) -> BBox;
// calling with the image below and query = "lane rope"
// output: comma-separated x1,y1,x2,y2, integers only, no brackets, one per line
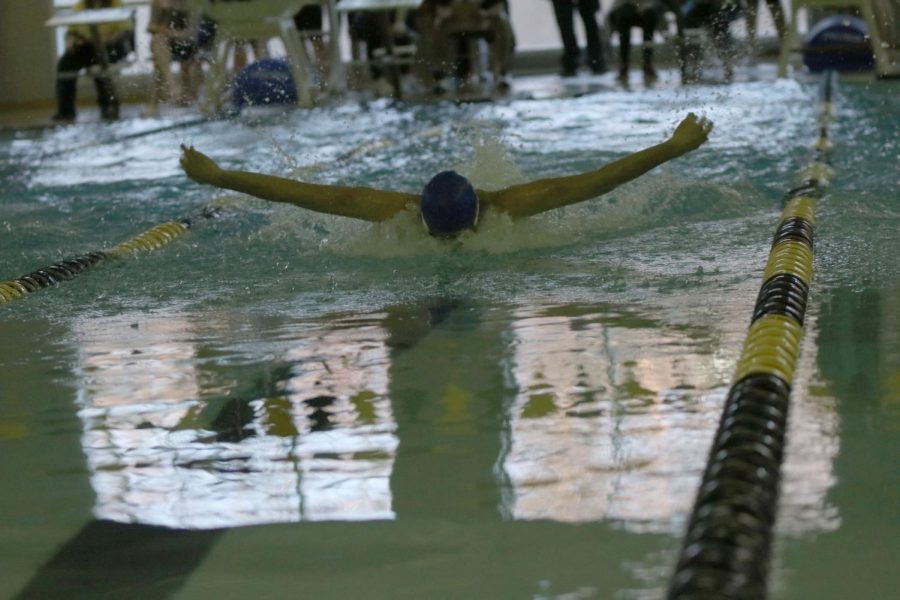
1,123,447,305
666,70,836,600
0,206,220,304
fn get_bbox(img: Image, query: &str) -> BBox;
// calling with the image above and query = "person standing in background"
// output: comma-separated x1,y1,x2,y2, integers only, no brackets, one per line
680,0,741,80
415,0,515,95
550,0,607,76
608,0,668,85
53,0,134,122
146,0,202,117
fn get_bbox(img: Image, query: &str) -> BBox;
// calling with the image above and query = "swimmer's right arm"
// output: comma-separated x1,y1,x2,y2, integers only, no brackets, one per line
180,145,419,222
482,113,713,218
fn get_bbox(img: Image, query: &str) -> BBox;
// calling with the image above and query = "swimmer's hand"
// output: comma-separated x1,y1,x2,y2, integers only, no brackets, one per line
180,145,223,186
668,113,713,153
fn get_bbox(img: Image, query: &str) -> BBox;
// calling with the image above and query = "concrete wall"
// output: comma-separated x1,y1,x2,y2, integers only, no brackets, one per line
0,0,57,108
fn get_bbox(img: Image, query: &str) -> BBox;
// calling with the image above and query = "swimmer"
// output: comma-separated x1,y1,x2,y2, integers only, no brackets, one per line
180,113,713,238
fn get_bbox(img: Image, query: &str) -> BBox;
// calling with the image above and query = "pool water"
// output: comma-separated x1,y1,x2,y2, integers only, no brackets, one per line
1,75,897,599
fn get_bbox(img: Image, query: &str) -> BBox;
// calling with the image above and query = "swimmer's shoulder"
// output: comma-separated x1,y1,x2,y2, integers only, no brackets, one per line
475,187,523,218
475,188,500,209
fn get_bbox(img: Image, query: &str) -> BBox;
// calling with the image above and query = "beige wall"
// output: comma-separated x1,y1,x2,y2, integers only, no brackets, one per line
0,0,57,107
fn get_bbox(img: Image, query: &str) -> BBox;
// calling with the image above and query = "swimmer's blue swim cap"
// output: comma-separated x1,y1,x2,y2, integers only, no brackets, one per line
421,171,479,237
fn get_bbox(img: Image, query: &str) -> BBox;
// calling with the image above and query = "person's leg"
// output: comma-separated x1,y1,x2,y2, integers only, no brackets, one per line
55,41,96,120
93,76,118,120
412,12,442,92
55,53,81,120
551,0,580,75
152,32,173,101
745,0,759,45
295,6,328,87
612,5,636,83
147,8,169,116
485,12,514,89
170,40,199,104
640,9,660,83
709,5,734,79
421,13,456,93
351,12,389,81
93,34,131,120
577,0,606,73
766,0,786,41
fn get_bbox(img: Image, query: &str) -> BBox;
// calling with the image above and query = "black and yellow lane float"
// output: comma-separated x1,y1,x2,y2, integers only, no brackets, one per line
667,71,835,600
0,206,220,304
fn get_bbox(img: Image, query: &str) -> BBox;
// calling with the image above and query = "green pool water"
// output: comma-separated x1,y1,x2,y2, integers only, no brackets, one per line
0,74,897,599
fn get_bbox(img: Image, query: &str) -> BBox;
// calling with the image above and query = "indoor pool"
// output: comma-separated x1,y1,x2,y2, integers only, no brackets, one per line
1,75,897,599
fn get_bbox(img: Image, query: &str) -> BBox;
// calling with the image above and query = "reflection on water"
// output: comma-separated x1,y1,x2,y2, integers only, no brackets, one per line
502,305,724,530
503,303,840,535
73,311,397,529
71,299,840,538
279,319,396,521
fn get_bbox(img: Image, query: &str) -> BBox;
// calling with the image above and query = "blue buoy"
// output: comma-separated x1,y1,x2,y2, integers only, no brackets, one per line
231,58,298,108
803,15,875,73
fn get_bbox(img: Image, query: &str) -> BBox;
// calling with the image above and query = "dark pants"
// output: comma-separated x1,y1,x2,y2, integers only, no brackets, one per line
349,12,391,79
551,0,605,73
55,35,130,119
609,3,661,70
682,0,740,46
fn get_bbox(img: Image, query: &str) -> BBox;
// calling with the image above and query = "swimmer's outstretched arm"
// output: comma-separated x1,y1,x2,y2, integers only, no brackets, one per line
180,145,419,222
480,113,713,218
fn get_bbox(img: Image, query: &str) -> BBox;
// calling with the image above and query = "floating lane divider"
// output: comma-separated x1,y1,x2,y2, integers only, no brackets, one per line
0,206,220,304
667,71,836,600
1,123,447,305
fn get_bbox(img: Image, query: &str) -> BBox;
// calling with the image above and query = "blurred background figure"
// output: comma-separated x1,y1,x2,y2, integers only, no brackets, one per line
347,10,416,96
146,0,204,117
608,0,668,85
416,0,515,95
549,0,607,76
293,6,329,90
53,0,134,122
681,0,742,80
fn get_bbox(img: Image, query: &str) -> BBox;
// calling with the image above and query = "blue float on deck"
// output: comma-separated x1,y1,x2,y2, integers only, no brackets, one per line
803,15,875,73
232,58,298,109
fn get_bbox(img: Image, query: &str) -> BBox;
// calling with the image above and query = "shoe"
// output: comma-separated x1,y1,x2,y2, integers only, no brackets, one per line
51,113,75,124
560,66,578,78
589,63,608,75
617,68,629,86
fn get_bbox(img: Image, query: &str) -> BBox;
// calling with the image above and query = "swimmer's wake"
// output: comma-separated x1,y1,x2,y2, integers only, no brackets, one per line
1,125,447,304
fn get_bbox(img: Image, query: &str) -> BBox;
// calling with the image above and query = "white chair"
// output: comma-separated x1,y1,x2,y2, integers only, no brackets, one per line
194,0,343,113
778,0,899,78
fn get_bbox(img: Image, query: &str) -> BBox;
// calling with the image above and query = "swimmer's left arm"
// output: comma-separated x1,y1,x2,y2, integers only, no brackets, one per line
482,114,713,218
180,146,418,222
